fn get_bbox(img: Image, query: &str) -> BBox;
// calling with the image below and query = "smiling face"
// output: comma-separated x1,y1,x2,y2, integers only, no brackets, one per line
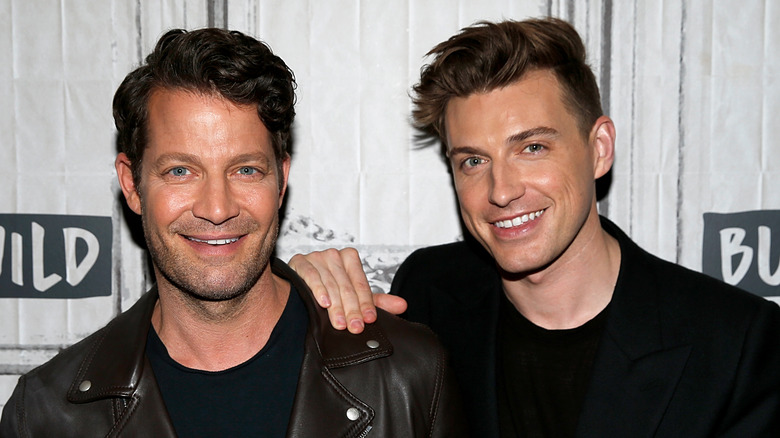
116,89,289,301
445,69,614,277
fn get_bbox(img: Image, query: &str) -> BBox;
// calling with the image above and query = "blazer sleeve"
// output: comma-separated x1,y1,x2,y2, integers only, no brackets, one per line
715,299,780,436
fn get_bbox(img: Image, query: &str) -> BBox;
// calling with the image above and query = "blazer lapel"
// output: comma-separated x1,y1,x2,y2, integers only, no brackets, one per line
576,219,692,437
576,332,691,437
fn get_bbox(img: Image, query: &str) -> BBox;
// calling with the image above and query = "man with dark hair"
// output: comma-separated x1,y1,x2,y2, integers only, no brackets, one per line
292,18,780,437
0,28,464,437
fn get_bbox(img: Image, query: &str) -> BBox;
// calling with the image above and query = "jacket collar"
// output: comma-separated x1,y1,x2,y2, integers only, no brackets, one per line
66,286,157,403
274,258,394,367
598,217,690,358
66,258,393,403
575,217,692,436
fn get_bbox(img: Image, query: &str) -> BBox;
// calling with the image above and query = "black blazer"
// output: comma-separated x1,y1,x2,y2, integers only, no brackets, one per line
392,217,780,437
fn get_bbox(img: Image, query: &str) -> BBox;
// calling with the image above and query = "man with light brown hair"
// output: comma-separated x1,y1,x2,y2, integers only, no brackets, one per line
293,17,780,437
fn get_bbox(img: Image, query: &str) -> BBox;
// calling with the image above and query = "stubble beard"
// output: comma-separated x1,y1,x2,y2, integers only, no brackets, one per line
143,214,279,307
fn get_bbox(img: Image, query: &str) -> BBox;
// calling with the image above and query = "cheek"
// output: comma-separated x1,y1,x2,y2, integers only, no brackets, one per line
453,174,485,208
454,185,479,218
240,186,283,218
142,189,192,224
555,165,595,207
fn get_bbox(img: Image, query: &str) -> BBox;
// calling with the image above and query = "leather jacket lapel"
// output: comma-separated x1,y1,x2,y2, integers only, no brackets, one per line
277,259,391,437
65,288,177,436
66,290,156,403
108,356,177,437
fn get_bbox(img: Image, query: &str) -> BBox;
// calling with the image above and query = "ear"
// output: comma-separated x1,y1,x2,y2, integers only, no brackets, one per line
590,115,616,179
115,153,142,215
277,154,291,207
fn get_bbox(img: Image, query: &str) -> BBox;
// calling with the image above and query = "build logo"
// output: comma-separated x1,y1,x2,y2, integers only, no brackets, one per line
703,210,780,298
0,214,111,298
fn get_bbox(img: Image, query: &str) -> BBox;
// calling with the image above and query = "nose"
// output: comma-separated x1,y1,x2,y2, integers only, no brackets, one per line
191,175,240,225
488,160,525,207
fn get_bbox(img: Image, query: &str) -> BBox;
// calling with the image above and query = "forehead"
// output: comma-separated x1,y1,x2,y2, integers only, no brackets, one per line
444,70,574,146
145,88,272,158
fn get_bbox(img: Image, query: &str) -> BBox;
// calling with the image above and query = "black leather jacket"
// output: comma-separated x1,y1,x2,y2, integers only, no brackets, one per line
0,259,465,437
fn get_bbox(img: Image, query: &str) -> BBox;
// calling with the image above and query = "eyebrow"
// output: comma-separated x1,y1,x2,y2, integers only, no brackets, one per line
226,153,272,168
506,126,560,143
152,152,272,169
153,152,200,168
448,126,560,157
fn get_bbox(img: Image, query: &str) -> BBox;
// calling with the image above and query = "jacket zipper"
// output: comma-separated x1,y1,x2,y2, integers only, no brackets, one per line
356,425,373,438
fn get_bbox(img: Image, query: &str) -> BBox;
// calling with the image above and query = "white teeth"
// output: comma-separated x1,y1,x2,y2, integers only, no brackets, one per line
187,237,239,245
493,210,545,229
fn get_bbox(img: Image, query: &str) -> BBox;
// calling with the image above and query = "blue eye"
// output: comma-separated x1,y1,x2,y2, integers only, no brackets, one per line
238,167,257,175
463,157,484,168
168,167,190,176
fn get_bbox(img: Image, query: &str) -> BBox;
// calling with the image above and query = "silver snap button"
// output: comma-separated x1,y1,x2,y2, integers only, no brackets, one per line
346,407,360,421
78,380,92,392
366,340,380,349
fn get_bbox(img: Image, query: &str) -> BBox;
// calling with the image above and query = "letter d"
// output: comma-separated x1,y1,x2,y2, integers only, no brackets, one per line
64,227,100,286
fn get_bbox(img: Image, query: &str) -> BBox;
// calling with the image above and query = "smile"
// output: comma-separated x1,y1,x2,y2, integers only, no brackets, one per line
493,210,545,229
185,236,240,245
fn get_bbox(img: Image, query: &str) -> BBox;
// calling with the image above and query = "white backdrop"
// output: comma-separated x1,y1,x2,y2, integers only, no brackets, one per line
1,0,778,408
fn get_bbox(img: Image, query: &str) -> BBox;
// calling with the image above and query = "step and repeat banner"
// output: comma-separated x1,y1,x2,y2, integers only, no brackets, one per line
1,0,778,406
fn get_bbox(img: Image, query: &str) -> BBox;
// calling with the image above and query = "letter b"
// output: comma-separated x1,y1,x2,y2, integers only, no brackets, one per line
719,227,753,285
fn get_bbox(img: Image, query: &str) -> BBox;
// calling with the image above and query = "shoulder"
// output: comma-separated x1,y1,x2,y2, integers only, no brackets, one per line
403,239,494,271
3,290,156,413
374,308,447,355
0,320,110,434
626,230,774,314
394,239,497,290
11,321,109,397
648,252,778,333
366,310,457,403
391,240,500,322
607,217,780,339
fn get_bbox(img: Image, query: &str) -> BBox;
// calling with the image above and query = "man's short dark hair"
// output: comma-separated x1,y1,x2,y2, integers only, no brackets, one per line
412,18,602,146
113,28,296,185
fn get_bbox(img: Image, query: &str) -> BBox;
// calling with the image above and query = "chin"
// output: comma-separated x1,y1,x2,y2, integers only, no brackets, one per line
186,287,250,302
163,268,262,302
492,250,551,278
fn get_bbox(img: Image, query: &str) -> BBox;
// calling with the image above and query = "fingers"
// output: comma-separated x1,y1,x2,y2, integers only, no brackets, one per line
374,293,408,315
289,250,349,330
288,252,332,309
288,248,373,334
332,248,366,334
341,248,377,326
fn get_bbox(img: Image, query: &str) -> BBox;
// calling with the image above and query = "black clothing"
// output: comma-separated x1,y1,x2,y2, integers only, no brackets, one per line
147,287,308,438
392,217,780,437
497,293,607,438
1,259,467,437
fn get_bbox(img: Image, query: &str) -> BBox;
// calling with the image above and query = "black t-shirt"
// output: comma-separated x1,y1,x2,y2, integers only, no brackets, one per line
146,287,308,438
497,292,609,438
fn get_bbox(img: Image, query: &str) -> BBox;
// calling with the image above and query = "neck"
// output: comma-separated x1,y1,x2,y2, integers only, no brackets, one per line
152,270,290,372
502,214,621,330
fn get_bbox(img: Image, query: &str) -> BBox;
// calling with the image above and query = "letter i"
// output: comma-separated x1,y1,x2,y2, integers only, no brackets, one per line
12,232,23,286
